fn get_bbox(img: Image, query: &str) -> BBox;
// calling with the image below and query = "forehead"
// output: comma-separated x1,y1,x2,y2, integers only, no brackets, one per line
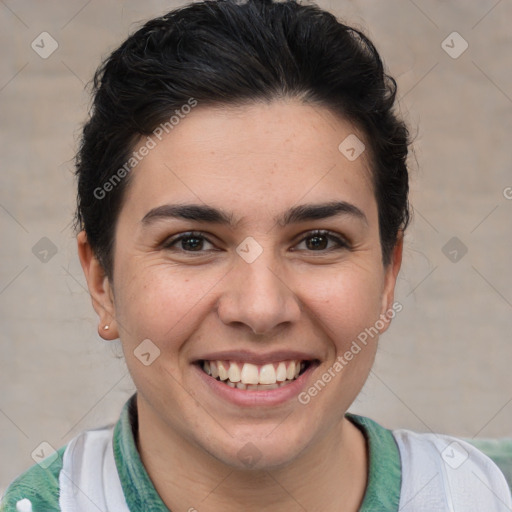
121,100,376,224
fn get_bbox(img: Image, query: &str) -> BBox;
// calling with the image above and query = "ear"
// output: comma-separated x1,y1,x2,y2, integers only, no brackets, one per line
77,230,119,340
378,231,404,334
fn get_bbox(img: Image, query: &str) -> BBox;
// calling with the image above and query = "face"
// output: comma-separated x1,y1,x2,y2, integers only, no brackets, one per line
79,99,402,470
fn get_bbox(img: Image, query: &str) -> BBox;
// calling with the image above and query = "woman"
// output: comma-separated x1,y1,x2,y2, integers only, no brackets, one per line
2,0,510,510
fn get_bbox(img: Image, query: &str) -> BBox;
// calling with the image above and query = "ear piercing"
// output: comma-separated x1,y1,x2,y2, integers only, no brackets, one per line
104,325,110,330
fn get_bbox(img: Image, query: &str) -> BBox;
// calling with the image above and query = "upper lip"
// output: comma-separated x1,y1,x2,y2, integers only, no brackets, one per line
193,349,320,365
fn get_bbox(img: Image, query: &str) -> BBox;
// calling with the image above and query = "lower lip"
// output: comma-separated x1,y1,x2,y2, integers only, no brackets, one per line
193,363,317,407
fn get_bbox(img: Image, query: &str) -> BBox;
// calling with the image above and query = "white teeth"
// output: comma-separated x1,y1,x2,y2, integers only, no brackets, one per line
259,363,277,384
276,362,287,382
240,362,260,385
228,362,241,383
218,361,229,381
286,361,296,380
201,359,309,389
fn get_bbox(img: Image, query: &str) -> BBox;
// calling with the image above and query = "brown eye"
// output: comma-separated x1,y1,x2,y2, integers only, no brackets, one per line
294,230,349,252
163,232,215,252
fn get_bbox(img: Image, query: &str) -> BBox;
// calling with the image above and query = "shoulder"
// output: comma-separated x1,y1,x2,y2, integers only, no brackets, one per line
1,397,133,512
1,424,117,512
0,445,66,512
393,428,508,476
392,428,512,510
466,437,512,493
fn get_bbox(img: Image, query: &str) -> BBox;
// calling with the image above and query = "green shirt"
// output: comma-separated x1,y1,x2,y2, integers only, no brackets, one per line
2,393,505,511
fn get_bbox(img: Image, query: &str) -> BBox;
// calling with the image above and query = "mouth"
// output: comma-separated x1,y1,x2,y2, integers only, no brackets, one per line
197,359,314,391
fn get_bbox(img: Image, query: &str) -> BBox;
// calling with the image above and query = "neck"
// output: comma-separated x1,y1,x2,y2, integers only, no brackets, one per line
135,397,368,512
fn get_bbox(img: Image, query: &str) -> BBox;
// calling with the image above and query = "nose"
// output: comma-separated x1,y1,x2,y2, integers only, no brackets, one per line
216,251,302,336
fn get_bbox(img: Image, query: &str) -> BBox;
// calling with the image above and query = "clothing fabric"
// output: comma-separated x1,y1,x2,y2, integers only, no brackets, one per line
1,393,511,511
394,429,512,511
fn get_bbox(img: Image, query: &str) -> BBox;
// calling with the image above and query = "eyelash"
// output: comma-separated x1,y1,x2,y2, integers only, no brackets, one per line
162,230,350,254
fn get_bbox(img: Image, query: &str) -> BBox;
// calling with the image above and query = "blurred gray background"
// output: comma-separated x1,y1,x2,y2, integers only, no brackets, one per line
1,0,511,492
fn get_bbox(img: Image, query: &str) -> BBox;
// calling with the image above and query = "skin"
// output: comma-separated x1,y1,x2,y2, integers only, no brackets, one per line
78,99,403,512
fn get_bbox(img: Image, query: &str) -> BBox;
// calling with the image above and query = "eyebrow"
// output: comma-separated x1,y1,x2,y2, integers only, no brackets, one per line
141,201,368,228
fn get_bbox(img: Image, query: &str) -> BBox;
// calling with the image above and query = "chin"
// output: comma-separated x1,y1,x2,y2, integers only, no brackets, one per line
201,425,314,471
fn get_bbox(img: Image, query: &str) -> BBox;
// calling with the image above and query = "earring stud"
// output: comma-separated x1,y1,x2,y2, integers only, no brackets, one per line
104,325,110,330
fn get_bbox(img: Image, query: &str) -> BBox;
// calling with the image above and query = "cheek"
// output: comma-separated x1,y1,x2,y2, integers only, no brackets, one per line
295,267,384,412
297,264,385,361
113,261,224,348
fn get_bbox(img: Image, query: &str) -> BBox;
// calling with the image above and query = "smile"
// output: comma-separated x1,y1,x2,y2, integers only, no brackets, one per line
200,359,311,390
